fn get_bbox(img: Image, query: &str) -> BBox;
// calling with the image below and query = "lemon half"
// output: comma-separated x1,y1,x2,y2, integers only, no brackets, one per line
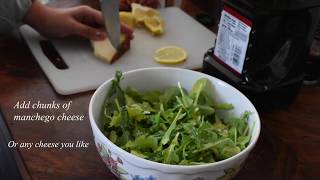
154,46,187,64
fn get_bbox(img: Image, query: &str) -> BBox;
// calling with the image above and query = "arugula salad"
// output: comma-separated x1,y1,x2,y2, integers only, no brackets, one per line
100,71,251,165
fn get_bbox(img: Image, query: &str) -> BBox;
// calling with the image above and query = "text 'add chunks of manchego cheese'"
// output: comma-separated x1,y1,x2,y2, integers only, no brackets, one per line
131,3,165,36
91,34,130,64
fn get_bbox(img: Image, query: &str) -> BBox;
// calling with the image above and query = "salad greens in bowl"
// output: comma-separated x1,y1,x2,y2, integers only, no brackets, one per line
89,67,260,180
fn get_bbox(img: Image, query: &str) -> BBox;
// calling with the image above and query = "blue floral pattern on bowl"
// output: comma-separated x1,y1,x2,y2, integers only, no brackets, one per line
131,175,156,180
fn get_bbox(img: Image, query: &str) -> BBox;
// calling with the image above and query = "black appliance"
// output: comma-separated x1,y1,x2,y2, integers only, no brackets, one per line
203,0,320,108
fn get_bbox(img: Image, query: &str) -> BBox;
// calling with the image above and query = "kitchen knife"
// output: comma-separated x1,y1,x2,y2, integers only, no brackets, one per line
100,0,121,49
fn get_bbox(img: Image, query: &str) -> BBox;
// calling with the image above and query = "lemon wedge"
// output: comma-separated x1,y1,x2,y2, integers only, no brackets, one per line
144,16,164,35
131,3,149,25
145,8,160,17
131,3,165,35
120,11,135,28
154,46,187,64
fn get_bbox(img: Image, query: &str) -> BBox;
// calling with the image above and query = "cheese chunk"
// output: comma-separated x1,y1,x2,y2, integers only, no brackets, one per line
91,34,130,64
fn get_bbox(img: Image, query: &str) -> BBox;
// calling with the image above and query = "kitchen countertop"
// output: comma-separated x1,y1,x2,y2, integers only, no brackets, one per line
0,0,319,179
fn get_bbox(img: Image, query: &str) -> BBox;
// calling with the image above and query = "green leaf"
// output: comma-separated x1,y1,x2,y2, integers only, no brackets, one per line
182,122,194,134
198,122,218,143
130,150,148,159
214,103,234,110
190,78,208,104
160,107,179,124
163,133,180,164
190,78,215,106
160,108,185,145
109,130,118,143
142,90,161,103
221,145,241,159
197,91,215,107
101,71,125,121
109,111,122,127
125,135,158,151
149,113,163,133
125,86,143,103
159,87,180,109
117,130,130,147
227,111,251,136
237,135,251,150
197,105,215,116
193,138,234,153
179,159,190,165
127,102,154,122
132,123,148,138
212,115,228,137
127,104,147,122
228,126,237,143
125,94,136,106
177,82,193,108
178,134,192,154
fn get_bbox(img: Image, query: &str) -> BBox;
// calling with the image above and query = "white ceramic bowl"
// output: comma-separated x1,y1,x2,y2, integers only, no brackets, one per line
89,67,260,180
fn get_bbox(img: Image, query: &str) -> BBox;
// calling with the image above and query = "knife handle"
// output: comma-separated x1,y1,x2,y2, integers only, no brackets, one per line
40,40,69,70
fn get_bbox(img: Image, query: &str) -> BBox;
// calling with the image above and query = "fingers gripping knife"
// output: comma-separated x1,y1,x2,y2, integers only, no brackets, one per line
93,0,130,63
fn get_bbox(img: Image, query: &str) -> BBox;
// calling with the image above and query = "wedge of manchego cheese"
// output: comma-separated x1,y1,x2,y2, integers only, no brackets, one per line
91,12,133,64
91,34,130,64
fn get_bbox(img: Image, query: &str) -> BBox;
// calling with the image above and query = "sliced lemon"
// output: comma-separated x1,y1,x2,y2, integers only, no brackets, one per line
120,11,135,28
131,3,149,25
144,16,164,35
131,3,165,35
145,8,160,17
154,46,187,64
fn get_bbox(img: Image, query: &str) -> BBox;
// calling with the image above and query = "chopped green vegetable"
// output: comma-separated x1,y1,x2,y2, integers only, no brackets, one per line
125,135,158,151
161,108,185,145
100,71,251,165
109,130,118,143
163,132,180,164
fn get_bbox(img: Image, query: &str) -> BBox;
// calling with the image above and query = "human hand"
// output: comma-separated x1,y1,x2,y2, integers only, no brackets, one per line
24,1,133,41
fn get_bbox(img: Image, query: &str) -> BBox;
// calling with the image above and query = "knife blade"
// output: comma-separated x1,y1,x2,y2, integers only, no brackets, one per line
100,0,121,49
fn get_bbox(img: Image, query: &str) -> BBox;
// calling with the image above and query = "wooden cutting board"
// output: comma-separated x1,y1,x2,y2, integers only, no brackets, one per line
20,7,216,95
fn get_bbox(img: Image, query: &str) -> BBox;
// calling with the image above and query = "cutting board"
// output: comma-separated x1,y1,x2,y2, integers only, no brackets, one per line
20,7,216,95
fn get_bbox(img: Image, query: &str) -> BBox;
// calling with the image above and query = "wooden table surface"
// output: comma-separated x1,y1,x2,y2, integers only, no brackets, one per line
0,0,319,179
